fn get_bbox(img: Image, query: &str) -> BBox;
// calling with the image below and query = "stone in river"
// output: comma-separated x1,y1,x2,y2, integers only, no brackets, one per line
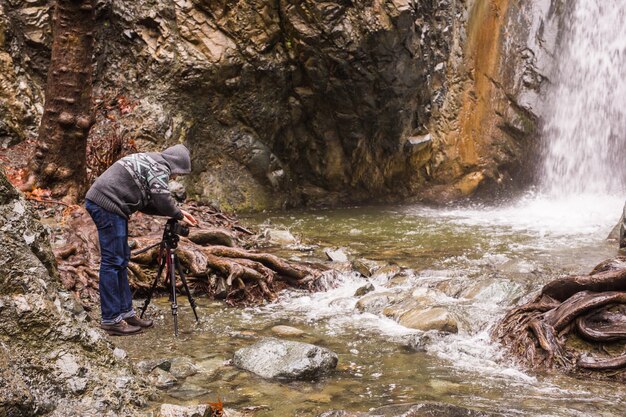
149,367,177,389
354,283,375,297
325,248,349,262
355,291,400,315
233,337,338,380
265,229,297,245
169,357,200,379
271,325,305,337
399,307,458,333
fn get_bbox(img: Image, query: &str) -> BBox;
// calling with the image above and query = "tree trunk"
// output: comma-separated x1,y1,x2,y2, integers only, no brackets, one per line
32,0,95,202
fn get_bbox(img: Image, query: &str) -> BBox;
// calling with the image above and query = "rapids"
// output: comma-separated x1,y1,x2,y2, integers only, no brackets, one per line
117,194,626,416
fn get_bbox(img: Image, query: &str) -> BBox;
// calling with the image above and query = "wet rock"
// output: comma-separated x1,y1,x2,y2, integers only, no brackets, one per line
195,357,225,378
355,292,400,315
351,259,379,277
233,337,338,380
354,283,375,297
3,0,567,210
149,367,178,389
459,280,523,305
386,270,414,287
410,287,447,304
264,229,297,245
591,256,626,274
399,307,458,333
316,402,496,416
454,171,486,196
229,330,258,339
325,248,349,263
136,358,172,374
167,383,209,401
403,331,443,352
271,325,305,337
0,14,44,148
170,357,200,379
371,264,402,281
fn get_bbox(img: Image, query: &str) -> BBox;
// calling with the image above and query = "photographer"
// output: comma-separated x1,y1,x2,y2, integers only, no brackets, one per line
85,144,198,336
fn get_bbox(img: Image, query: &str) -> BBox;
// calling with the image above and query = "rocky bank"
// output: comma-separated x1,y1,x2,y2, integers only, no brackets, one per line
1,0,566,210
0,169,152,416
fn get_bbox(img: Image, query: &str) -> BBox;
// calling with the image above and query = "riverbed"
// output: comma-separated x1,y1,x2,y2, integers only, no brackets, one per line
117,193,626,416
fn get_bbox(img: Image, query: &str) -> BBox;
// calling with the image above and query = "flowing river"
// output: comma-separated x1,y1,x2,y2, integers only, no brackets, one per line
115,1,626,415
117,193,626,417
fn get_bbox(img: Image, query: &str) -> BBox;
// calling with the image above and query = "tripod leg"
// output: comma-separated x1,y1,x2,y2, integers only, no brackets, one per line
175,256,199,322
140,247,166,319
168,250,179,336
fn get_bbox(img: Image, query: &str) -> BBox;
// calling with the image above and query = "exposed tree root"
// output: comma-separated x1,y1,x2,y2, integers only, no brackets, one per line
494,258,626,381
579,353,626,370
49,202,333,308
576,306,626,342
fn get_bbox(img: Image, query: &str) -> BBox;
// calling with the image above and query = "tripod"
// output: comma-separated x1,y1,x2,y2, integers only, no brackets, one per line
136,219,199,336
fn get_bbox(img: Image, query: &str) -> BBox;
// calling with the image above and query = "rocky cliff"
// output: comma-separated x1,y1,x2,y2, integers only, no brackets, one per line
428,0,565,200
1,0,566,210
0,168,151,416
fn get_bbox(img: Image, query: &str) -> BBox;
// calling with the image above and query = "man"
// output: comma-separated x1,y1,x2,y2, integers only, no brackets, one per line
85,144,198,336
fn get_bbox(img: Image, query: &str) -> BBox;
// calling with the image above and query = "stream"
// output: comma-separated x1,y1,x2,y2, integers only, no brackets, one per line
116,1,626,415
117,193,626,417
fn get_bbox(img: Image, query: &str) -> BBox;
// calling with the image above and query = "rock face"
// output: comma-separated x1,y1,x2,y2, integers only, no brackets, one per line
0,169,151,416
233,337,338,380
427,0,566,200
0,0,567,209
0,1,46,148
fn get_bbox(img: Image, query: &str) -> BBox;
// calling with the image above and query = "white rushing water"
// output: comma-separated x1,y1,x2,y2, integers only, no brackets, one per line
541,1,626,197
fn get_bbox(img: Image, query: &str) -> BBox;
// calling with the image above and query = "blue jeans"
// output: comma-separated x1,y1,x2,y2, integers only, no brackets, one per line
85,200,136,325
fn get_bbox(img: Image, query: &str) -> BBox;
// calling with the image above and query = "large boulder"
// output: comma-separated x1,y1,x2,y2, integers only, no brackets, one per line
233,337,338,380
0,170,152,416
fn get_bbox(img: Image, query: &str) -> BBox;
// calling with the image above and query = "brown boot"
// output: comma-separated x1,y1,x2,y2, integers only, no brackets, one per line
125,315,154,328
101,320,142,336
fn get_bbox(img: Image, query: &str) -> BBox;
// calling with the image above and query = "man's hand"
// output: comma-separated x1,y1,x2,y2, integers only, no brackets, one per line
180,209,199,226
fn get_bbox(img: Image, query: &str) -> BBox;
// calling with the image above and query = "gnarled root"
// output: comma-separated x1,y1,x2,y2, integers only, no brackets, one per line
494,261,626,379
124,208,329,304
52,204,331,308
576,306,626,342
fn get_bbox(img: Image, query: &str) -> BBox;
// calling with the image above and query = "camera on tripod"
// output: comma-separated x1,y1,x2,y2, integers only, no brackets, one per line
164,218,190,239
137,217,199,336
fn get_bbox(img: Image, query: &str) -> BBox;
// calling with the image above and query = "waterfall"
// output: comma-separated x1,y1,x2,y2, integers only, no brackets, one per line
541,1,626,197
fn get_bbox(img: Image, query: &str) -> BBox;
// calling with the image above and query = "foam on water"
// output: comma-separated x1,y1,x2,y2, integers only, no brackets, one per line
258,271,416,337
408,193,623,240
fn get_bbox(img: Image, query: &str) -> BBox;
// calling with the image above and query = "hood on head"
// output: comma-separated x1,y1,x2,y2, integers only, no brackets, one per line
160,144,191,175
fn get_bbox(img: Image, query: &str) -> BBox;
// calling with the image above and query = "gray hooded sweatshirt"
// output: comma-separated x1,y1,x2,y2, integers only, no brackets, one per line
85,144,191,220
